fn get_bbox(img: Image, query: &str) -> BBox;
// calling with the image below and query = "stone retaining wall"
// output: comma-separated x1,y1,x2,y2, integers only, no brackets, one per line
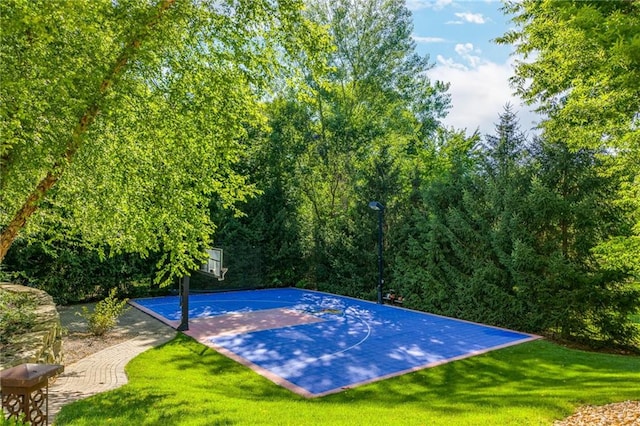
0,283,63,369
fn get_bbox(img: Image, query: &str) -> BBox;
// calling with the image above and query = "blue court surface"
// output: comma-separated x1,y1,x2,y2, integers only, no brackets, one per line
131,288,539,397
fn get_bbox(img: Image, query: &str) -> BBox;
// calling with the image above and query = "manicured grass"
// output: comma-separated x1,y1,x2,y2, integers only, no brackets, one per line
54,335,640,425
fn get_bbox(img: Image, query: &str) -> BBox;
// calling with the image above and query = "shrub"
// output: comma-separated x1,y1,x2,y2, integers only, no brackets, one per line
77,288,129,336
1,239,160,304
0,410,29,426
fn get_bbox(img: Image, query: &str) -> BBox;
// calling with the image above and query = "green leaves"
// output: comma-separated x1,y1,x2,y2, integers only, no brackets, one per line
501,0,639,143
0,0,328,283
498,0,640,279
389,106,639,345
77,288,129,336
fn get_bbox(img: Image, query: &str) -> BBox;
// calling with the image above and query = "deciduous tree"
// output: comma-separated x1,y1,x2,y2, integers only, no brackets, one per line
292,0,450,293
0,0,326,282
498,0,640,277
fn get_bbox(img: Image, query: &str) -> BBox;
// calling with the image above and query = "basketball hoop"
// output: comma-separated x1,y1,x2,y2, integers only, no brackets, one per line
200,248,228,281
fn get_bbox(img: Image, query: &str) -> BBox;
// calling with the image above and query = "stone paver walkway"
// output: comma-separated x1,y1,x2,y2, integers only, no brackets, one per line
48,304,176,424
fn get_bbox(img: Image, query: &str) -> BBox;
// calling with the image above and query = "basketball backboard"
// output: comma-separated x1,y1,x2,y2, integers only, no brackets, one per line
200,248,228,280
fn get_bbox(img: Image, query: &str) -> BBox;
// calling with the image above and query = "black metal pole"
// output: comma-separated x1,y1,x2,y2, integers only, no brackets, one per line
177,275,189,331
377,208,384,304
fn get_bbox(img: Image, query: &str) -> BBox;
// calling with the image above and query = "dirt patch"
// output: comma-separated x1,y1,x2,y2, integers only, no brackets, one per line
62,332,132,365
58,303,170,365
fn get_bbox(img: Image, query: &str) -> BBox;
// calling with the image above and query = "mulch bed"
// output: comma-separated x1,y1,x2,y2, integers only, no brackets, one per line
554,400,639,426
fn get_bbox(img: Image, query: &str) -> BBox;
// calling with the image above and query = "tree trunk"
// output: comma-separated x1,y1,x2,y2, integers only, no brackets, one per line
0,0,176,263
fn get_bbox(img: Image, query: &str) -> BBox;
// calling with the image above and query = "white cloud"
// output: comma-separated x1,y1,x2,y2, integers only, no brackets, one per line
454,12,486,24
454,43,475,56
451,43,484,68
412,35,447,44
429,54,540,137
406,0,453,11
435,55,468,71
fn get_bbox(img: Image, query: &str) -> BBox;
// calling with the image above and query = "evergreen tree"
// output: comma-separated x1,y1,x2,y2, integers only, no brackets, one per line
528,139,639,344
499,0,640,278
394,106,639,346
476,106,537,328
391,130,482,318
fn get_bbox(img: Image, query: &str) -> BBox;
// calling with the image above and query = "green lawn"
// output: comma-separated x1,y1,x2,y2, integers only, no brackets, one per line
54,335,640,425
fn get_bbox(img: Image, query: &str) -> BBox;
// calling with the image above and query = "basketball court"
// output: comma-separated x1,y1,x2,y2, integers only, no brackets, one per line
131,288,539,397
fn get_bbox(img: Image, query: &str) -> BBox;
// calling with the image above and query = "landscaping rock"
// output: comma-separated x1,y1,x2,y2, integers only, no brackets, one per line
0,283,63,369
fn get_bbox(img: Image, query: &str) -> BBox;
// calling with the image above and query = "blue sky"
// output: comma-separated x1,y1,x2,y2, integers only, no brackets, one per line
408,0,539,137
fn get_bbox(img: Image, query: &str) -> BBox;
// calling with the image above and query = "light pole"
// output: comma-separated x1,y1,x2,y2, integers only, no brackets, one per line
368,201,385,304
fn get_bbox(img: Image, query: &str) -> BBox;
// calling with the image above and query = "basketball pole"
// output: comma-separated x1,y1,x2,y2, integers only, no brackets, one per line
369,201,385,304
178,275,189,331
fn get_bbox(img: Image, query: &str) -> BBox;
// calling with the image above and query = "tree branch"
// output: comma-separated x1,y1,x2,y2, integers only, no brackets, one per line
0,0,177,262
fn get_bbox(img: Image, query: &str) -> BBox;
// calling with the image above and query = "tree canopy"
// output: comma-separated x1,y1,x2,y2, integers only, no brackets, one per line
498,0,640,276
2,0,638,347
0,0,327,281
